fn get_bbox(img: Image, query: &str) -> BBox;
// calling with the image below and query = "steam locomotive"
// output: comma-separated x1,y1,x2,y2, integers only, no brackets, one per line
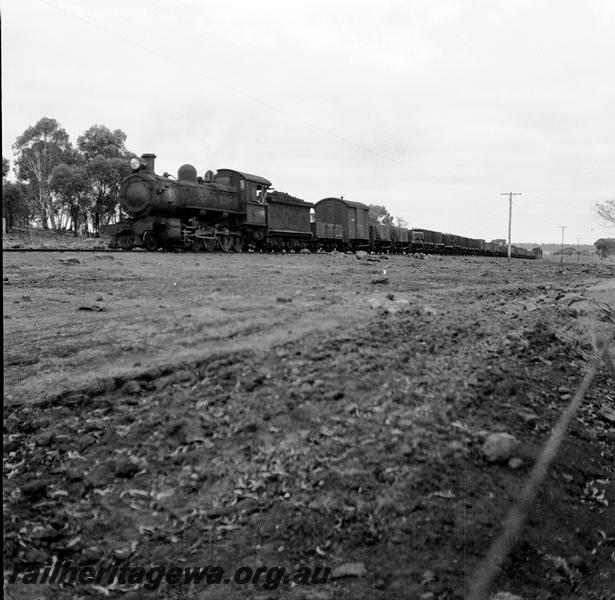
109,153,535,259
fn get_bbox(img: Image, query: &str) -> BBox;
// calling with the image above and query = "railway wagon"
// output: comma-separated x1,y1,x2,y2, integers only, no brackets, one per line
443,233,463,253
411,229,444,253
391,225,409,249
371,223,392,252
313,197,370,250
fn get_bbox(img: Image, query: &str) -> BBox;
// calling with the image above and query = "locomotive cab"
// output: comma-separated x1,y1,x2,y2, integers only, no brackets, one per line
214,169,271,226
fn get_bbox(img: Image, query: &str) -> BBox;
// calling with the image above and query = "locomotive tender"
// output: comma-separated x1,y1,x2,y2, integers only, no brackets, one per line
110,153,535,259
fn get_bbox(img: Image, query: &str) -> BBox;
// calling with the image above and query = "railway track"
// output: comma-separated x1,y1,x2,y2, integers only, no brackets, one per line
2,247,121,253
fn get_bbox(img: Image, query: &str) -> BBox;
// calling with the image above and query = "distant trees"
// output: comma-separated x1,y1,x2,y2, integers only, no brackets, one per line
3,181,35,230
594,238,615,260
368,204,394,225
51,163,90,236
12,118,72,229
76,125,132,235
395,216,409,228
3,155,35,229
7,118,133,235
595,200,615,227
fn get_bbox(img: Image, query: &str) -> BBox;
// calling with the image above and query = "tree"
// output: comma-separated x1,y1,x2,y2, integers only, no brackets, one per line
596,200,615,227
13,117,73,229
395,216,409,228
77,125,128,161
2,157,9,180
51,163,91,236
368,204,394,225
2,181,35,230
77,125,132,235
594,238,615,260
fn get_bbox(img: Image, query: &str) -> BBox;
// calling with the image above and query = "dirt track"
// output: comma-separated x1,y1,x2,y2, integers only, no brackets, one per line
3,251,615,599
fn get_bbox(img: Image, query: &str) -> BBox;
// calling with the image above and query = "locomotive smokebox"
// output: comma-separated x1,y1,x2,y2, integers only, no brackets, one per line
141,153,156,173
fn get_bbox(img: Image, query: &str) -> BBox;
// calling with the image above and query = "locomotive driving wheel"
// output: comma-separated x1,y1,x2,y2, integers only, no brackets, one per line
216,225,232,252
202,237,217,252
143,230,158,251
230,235,243,252
196,224,217,252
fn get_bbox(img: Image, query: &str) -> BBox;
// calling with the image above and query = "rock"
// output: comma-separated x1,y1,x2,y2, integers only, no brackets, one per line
422,305,437,316
355,251,368,260
371,276,389,285
33,417,51,429
21,480,49,500
115,458,140,478
446,440,469,458
368,296,410,314
598,406,615,424
420,594,436,600
79,434,97,451
35,431,54,447
121,380,142,395
518,410,539,424
421,570,436,584
82,545,103,563
83,418,106,432
113,543,134,560
299,248,311,254
64,467,84,482
568,555,588,571
166,419,188,443
489,593,524,600
85,463,115,488
482,433,520,463
276,296,293,303
508,457,524,470
23,547,50,563
331,562,367,579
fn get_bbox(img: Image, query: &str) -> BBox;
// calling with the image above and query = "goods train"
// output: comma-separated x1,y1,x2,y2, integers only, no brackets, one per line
109,154,535,259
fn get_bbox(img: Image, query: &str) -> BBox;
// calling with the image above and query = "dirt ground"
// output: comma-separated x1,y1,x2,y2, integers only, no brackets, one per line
3,246,615,600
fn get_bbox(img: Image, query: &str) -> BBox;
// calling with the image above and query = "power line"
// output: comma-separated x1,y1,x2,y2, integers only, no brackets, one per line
501,192,521,262
36,0,414,170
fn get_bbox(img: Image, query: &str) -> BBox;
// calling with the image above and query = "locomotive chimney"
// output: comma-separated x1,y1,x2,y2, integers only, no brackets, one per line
141,153,156,173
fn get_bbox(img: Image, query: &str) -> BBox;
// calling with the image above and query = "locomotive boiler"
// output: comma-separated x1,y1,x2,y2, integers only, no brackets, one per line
110,153,313,251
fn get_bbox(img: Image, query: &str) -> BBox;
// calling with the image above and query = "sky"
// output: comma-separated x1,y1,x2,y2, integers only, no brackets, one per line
2,0,614,243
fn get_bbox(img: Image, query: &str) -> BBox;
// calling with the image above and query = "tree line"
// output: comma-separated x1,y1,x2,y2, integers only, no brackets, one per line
2,117,134,236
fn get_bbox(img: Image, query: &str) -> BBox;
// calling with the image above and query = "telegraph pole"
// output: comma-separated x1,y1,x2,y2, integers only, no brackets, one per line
559,226,567,265
577,237,583,263
501,192,521,262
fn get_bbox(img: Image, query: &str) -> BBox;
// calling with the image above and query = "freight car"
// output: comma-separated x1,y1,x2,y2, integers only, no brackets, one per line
312,197,370,251
110,153,535,259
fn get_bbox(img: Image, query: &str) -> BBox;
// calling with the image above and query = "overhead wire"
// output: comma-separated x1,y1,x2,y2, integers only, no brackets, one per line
36,0,413,169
